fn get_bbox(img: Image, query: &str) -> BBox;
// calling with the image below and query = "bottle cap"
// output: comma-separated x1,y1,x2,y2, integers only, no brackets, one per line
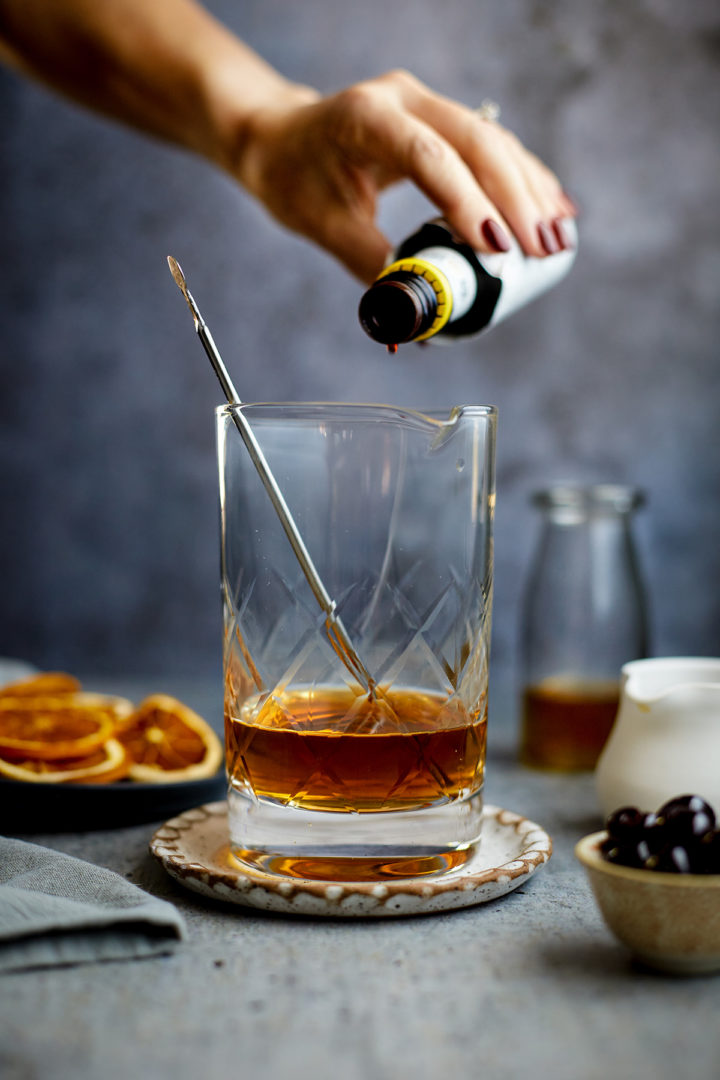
358,272,437,345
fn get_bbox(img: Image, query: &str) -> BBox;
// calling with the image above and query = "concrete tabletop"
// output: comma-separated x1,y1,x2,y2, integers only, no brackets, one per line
2,676,718,1080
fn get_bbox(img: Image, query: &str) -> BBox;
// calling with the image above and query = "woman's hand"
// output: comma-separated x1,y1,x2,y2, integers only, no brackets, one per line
0,0,576,283
231,70,577,283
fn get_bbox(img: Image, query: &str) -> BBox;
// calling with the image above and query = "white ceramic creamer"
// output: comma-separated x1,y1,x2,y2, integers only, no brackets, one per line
595,657,720,817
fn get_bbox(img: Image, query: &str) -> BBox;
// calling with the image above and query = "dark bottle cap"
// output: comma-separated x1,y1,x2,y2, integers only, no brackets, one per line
358,271,437,345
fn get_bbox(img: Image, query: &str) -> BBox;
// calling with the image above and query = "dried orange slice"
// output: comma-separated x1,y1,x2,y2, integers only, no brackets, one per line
117,694,223,783
0,693,133,760
0,672,82,698
0,739,130,784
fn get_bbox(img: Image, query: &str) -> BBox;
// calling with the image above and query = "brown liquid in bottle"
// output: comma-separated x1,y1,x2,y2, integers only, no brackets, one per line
519,677,620,771
225,686,487,813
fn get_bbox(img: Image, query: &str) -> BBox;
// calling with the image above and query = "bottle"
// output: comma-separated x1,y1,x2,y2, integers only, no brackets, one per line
358,218,577,347
518,484,649,772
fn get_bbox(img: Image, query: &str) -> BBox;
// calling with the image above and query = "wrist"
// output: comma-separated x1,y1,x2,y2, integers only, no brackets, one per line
198,44,319,182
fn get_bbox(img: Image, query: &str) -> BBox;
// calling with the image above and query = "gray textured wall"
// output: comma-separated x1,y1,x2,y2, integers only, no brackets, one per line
1,0,719,695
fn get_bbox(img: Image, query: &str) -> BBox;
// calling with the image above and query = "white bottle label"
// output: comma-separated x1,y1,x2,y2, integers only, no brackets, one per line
390,218,578,342
479,219,578,328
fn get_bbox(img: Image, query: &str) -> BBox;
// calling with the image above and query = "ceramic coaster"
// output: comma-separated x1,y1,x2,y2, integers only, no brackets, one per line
150,802,552,918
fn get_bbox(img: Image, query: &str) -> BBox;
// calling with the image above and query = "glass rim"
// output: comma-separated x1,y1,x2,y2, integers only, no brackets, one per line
531,483,645,514
216,401,497,424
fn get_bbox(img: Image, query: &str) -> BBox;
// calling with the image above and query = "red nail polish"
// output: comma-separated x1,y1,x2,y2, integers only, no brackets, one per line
552,218,575,251
537,221,560,255
480,218,512,253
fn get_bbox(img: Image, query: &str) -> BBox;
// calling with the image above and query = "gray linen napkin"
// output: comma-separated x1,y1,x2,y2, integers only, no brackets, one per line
0,836,186,972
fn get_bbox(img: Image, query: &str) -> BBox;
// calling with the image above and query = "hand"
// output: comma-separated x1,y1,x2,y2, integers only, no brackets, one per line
231,69,577,283
0,0,576,283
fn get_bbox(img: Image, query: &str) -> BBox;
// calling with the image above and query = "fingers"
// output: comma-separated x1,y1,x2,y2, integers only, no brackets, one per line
237,69,577,279
502,137,576,253
465,125,566,257
334,81,515,257
387,115,515,255
375,70,577,257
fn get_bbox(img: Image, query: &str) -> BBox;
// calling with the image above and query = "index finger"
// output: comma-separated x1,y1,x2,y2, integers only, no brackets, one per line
343,87,511,253
386,72,571,256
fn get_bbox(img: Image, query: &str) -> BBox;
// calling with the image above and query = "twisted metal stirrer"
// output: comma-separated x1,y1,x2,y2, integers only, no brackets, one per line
166,256,376,698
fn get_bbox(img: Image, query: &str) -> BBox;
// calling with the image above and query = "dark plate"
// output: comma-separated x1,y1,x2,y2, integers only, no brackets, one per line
0,770,227,834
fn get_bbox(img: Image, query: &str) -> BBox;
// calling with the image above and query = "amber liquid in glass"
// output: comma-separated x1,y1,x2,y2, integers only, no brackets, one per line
225,686,486,813
520,677,619,771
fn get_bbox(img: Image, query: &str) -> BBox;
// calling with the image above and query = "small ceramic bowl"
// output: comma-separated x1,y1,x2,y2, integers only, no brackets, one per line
575,832,720,975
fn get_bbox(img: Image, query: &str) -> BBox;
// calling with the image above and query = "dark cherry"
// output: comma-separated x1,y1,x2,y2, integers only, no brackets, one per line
668,812,713,849
658,795,716,847
641,812,668,854
600,838,625,864
697,829,720,874
605,806,645,843
658,794,716,829
603,838,654,869
655,845,692,874
599,794,720,874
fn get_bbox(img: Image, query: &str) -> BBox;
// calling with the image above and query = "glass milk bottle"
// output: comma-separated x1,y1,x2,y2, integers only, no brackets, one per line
519,484,649,770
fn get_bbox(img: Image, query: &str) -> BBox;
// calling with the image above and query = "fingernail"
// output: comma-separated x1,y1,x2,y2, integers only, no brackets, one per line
480,218,511,253
552,217,575,250
537,221,560,255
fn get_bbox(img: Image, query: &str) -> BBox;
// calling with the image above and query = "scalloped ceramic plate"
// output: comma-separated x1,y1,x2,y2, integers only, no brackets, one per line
150,802,552,918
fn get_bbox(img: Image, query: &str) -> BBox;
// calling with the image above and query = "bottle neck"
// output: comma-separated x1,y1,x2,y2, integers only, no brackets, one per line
533,484,644,526
358,269,438,345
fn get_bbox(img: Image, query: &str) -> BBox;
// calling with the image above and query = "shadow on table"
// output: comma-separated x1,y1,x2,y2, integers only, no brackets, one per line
541,937,630,976
537,937,688,981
